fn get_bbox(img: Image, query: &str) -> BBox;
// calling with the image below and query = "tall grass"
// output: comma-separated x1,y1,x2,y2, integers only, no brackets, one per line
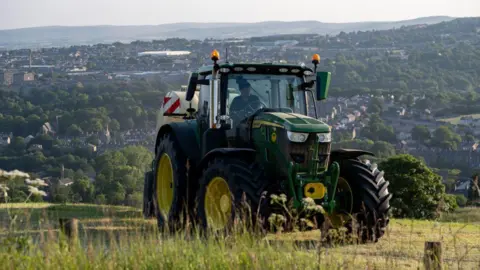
0,223,410,270
439,207,480,224
1,204,480,269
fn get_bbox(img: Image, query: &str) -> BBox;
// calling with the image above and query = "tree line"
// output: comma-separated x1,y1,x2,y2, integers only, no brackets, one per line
0,78,171,138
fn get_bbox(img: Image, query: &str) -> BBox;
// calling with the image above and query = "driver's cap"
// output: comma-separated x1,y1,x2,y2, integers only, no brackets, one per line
238,79,250,90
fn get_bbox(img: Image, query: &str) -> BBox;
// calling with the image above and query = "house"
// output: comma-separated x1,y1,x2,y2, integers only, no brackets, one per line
452,180,470,197
347,114,356,122
388,49,409,60
86,143,97,152
340,114,356,124
58,178,74,187
3,71,34,85
397,131,411,141
0,136,10,146
23,72,35,82
39,122,56,136
3,71,13,85
24,135,34,144
460,142,479,151
27,144,43,151
396,140,408,151
98,125,111,144
459,116,474,125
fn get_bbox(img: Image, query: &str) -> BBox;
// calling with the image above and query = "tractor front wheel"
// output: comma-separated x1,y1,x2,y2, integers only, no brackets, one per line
325,159,392,243
195,157,268,236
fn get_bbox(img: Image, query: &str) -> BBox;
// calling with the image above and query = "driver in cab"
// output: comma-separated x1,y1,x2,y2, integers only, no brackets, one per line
229,79,260,115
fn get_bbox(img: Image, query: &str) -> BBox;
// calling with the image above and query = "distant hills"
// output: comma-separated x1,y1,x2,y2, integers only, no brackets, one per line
0,16,456,49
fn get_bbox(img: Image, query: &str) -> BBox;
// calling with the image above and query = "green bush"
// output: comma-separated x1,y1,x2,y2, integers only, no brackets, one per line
379,154,454,219
95,194,107,205
455,194,468,207
440,194,458,213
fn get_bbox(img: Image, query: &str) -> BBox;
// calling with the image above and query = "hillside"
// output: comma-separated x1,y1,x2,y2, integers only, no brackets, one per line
0,16,455,49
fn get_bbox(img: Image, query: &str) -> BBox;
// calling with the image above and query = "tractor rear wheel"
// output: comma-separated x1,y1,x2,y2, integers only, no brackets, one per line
143,170,155,218
325,159,391,243
195,156,269,236
152,133,189,233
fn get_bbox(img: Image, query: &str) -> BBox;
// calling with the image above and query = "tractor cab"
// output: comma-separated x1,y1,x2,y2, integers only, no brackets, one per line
186,50,332,156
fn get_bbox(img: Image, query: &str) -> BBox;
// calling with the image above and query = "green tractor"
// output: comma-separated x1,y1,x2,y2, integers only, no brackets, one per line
143,50,392,242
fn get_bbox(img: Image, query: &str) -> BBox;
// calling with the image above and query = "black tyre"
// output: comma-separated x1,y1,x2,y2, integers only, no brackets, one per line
195,156,269,236
152,133,189,233
143,170,155,218
326,159,391,243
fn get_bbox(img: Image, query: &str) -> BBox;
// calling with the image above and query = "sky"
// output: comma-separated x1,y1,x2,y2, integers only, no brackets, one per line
1,0,479,30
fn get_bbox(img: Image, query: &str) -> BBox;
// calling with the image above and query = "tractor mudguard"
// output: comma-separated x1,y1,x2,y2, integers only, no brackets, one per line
155,122,201,164
196,148,256,175
330,148,374,162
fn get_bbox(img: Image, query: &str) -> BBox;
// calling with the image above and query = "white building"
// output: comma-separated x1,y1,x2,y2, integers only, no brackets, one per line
137,51,191,57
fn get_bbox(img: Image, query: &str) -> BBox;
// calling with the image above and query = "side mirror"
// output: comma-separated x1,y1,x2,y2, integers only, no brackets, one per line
186,72,199,101
316,71,331,100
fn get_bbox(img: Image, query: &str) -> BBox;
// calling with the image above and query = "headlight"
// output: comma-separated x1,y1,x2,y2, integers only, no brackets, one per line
287,131,308,143
317,132,332,143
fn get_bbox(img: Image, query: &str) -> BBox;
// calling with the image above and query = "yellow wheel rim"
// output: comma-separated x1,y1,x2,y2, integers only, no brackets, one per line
156,153,174,219
328,177,353,228
204,177,232,231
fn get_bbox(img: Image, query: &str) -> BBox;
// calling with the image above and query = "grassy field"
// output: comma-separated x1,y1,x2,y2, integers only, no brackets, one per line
437,114,480,125
1,203,479,269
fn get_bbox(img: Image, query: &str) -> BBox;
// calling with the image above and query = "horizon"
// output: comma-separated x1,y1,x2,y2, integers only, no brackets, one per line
0,15,465,31
1,0,479,30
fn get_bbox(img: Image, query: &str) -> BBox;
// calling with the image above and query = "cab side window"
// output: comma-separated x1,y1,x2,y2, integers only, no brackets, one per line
198,75,211,117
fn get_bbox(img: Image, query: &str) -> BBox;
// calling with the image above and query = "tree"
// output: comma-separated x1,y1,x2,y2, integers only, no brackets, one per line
432,126,462,150
86,61,97,70
404,94,415,107
465,134,476,143
368,97,384,114
362,115,397,143
95,194,107,205
124,118,135,130
455,194,468,207
95,150,128,172
414,98,432,110
7,137,26,155
379,154,456,219
66,124,83,137
370,141,396,159
126,192,143,208
108,182,126,205
86,135,100,146
88,118,104,133
70,177,95,203
109,119,120,132
411,125,431,144
121,146,154,172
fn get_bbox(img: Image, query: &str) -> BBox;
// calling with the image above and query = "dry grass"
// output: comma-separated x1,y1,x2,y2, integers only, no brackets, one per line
0,203,54,209
437,114,480,125
0,203,479,269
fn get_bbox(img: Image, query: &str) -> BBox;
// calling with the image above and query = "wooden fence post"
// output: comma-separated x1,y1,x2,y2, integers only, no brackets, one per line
424,241,442,270
59,218,79,241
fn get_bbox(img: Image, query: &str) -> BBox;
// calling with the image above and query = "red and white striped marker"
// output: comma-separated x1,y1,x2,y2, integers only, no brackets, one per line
162,93,181,114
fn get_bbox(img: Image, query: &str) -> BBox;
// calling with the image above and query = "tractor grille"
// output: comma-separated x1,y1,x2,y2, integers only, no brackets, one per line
318,143,331,169
289,133,331,170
